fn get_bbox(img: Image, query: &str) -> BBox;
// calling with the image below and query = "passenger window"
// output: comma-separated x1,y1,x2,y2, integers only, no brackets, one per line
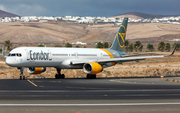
8,54,11,56
19,54,22,57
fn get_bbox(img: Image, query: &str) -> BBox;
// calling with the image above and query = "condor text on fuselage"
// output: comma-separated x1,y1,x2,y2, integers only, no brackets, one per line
29,50,50,60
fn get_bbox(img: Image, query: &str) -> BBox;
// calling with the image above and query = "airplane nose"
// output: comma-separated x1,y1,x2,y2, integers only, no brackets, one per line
6,58,14,66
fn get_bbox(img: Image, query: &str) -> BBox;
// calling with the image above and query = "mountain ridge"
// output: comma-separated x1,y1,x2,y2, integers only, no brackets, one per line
112,12,180,19
0,10,20,18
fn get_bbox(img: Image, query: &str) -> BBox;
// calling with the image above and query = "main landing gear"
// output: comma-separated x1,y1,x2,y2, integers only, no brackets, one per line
55,68,65,79
87,74,96,79
18,67,25,80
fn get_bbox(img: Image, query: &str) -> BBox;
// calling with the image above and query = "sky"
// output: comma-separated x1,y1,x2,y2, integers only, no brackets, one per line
0,0,180,17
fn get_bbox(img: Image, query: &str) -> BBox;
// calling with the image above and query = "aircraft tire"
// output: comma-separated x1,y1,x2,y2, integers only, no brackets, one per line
60,74,65,79
23,76,25,80
87,74,96,79
55,74,65,79
20,76,22,80
55,74,60,79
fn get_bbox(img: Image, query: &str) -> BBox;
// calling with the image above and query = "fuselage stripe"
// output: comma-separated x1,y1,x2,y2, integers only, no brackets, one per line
100,49,115,65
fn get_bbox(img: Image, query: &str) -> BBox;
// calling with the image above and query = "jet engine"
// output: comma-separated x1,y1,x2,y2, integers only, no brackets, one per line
83,62,103,75
27,67,46,74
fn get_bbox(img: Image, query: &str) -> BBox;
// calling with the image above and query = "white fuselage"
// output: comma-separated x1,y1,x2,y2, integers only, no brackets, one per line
6,47,122,69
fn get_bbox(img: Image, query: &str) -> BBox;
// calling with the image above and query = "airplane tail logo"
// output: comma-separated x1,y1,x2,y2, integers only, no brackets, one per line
117,25,126,48
110,17,128,52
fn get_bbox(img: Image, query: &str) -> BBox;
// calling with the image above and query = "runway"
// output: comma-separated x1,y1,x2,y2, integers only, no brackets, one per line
0,77,180,113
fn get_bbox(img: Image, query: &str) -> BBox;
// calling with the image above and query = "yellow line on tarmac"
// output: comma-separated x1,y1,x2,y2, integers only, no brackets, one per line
50,81,61,83
27,80,38,87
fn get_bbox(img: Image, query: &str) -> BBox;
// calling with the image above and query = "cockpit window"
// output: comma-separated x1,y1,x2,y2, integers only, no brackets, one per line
11,54,16,56
8,53,22,57
17,54,22,57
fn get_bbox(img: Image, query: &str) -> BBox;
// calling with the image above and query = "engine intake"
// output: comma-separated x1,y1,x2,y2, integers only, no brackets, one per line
27,67,46,74
83,62,103,75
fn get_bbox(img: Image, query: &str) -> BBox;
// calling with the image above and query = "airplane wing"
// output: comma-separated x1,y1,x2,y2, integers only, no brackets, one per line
72,44,177,65
71,55,164,65
96,55,165,63
121,52,157,57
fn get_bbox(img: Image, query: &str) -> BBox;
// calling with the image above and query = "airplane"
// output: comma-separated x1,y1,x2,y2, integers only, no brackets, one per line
2,17,177,80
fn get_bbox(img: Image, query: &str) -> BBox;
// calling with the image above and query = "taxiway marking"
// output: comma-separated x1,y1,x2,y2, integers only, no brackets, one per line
27,80,38,87
109,79,172,85
31,81,61,83
50,81,61,83
109,80,155,85
0,103,180,106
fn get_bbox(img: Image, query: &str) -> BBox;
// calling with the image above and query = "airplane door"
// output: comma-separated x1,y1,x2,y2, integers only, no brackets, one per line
101,53,103,58
74,52,78,58
48,50,52,60
25,49,30,60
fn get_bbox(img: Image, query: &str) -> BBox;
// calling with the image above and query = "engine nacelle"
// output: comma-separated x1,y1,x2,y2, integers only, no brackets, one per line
83,62,103,75
27,67,46,74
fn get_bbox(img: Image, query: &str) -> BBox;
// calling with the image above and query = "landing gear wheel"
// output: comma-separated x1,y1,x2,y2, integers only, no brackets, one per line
20,76,25,80
20,76,22,80
55,68,65,79
60,74,65,79
55,74,59,79
55,74,65,79
19,76,25,80
87,74,96,79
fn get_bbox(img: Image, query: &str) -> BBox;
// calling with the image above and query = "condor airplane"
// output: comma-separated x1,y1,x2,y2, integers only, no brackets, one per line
2,17,177,80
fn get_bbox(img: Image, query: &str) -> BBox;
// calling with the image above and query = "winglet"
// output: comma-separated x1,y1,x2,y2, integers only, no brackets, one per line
166,43,177,56
2,45,7,58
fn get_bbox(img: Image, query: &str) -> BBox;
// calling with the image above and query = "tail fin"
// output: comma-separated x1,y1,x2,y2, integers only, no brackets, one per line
110,17,128,52
2,45,6,58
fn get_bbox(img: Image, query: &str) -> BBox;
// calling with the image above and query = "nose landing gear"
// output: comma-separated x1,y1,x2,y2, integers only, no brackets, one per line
18,67,25,80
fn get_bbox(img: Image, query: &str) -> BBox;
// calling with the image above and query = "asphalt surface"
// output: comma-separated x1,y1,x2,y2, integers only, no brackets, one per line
0,77,180,113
